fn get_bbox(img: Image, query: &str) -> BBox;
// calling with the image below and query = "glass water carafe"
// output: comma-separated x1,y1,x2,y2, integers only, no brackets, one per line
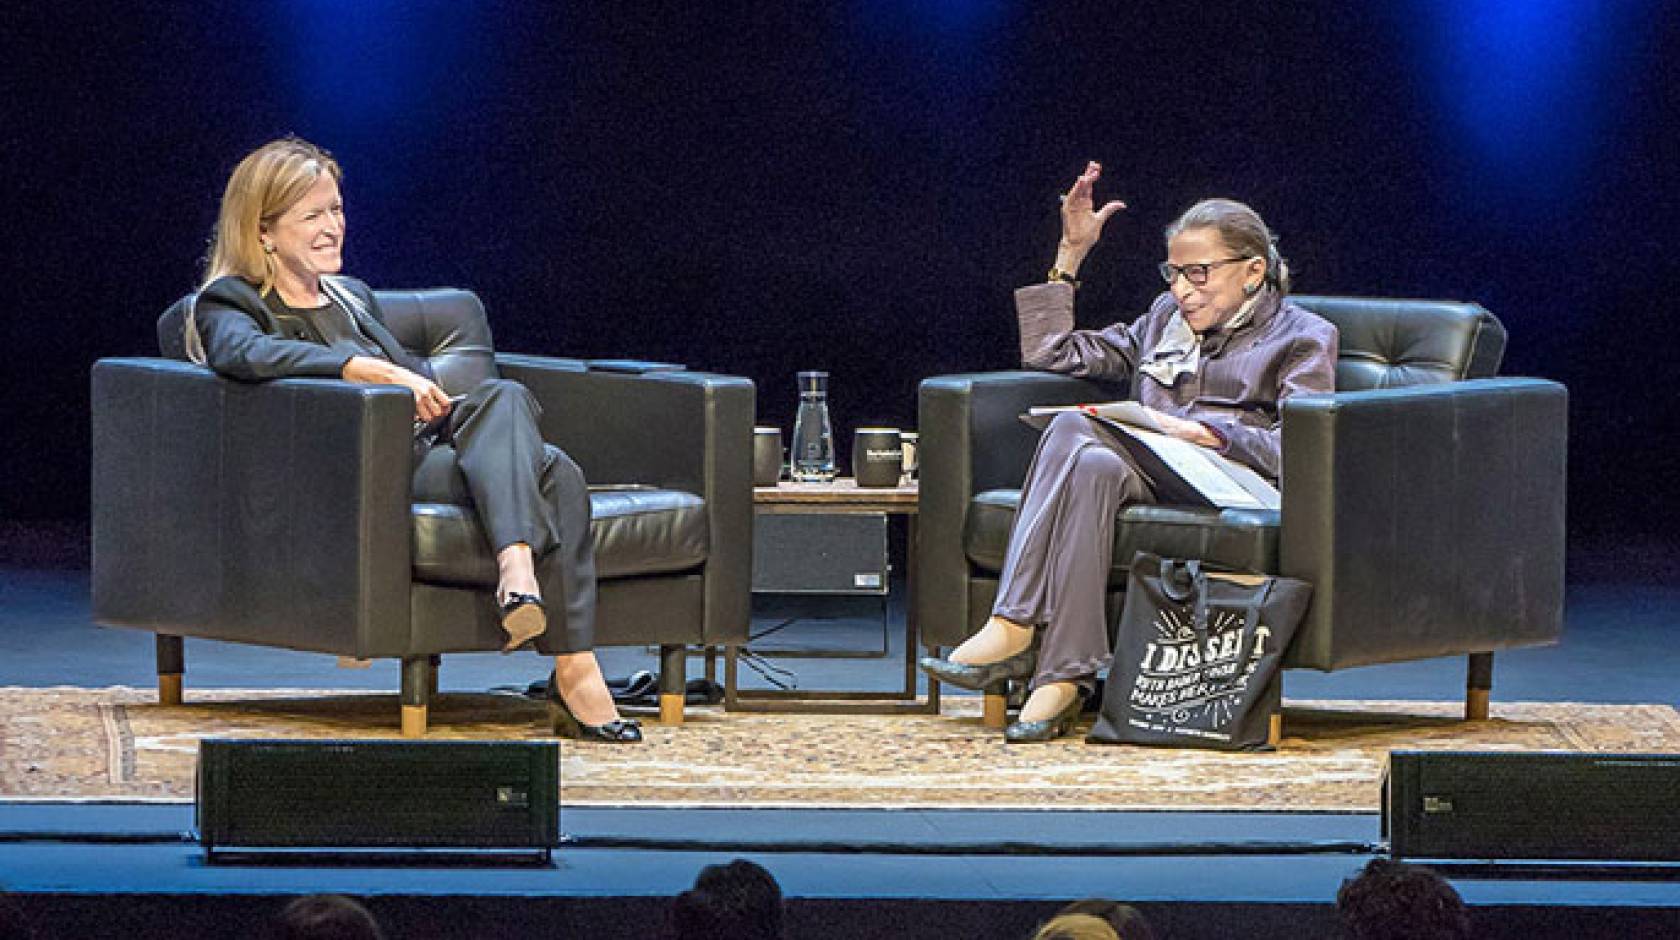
789,370,837,482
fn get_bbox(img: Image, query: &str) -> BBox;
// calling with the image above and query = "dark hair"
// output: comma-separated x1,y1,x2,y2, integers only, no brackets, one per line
669,859,784,940
1056,899,1157,940
1164,198,1291,294
1336,859,1470,940
275,895,384,940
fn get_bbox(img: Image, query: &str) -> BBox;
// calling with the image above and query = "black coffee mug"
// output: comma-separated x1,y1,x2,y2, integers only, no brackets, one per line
853,427,903,488
753,427,783,486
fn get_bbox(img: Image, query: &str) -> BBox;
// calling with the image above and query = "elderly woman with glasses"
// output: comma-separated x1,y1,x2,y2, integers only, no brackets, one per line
919,162,1338,742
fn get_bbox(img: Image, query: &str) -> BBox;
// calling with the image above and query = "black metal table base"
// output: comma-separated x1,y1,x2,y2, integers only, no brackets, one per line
722,642,941,715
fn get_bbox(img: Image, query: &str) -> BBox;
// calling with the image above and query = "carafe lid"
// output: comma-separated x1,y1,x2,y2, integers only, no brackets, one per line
797,370,829,394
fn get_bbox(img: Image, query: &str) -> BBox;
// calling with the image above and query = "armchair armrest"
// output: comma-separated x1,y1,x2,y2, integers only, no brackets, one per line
496,354,756,644
915,370,1120,647
1279,377,1567,669
91,358,417,656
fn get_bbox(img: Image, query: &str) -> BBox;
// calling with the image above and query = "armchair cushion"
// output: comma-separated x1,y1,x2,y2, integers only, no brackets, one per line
411,487,709,587
372,288,500,394
1291,295,1505,390
964,489,1280,586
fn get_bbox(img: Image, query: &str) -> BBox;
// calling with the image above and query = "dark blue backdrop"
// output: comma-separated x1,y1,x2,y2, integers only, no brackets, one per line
5,2,1675,554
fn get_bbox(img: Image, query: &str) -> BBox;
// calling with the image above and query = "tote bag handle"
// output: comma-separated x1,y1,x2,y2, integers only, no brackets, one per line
1191,578,1277,665
1159,558,1202,604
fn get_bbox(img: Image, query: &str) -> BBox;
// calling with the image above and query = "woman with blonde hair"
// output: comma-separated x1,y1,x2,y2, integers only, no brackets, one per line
187,136,639,742
1030,913,1121,940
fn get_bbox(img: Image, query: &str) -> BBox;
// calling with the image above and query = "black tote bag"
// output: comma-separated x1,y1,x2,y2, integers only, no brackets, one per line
1087,552,1313,751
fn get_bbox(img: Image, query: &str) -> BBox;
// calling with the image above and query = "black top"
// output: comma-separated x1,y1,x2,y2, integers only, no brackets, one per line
260,290,388,362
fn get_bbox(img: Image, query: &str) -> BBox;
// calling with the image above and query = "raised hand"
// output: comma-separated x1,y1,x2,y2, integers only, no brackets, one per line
1056,161,1128,272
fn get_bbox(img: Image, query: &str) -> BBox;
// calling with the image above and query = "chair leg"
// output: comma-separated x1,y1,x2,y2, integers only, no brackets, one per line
1466,652,1493,721
400,656,430,738
659,644,686,726
156,635,184,706
982,680,1009,729
1266,673,1284,746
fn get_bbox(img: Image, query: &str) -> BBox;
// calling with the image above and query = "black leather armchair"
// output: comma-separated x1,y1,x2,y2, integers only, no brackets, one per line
917,295,1566,728
92,288,754,735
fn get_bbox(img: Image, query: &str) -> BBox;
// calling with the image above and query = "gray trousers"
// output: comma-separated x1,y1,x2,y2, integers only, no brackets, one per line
412,378,597,653
993,411,1195,691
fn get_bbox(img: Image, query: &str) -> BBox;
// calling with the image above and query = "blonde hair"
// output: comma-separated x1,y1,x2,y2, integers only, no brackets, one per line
1031,913,1121,940
186,137,341,363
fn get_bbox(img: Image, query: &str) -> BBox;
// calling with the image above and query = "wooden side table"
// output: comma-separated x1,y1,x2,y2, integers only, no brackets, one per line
724,478,940,714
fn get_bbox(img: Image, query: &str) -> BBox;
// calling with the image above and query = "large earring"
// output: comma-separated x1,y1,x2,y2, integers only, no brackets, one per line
262,242,276,254
1242,282,1259,296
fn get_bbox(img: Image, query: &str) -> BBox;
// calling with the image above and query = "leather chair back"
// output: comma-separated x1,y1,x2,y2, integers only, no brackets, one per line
373,289,499,396
156,295,192,360
1292,295,1507,391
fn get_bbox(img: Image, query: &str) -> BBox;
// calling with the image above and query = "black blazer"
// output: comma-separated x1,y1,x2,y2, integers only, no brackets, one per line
193,274,432,382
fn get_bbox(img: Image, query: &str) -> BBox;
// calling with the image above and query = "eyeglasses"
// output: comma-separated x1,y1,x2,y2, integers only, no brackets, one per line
1158,257,1251,286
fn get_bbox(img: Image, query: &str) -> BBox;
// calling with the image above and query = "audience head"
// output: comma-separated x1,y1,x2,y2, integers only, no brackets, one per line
1336,858,1470,940
204,136,343,294
1031,913,1120,940
669,859,784,940
1162,198,1288,332
1055,899,1157,940
274,894,384,940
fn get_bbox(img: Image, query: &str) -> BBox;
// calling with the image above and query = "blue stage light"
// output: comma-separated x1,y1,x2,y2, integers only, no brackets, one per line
1422,0,1641,199
1436,2,1590,158
266,1,482,141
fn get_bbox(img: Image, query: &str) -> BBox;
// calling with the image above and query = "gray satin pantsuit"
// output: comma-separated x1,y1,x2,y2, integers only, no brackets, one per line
412,378,597,653
991,412,1158,693
996,281,1340,693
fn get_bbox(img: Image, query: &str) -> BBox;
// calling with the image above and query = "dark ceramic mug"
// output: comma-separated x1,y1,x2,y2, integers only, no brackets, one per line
853,427,903,488
753,427,784,486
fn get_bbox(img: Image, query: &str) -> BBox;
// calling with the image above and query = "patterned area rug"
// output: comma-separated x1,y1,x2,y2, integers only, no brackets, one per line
3,687,1678,810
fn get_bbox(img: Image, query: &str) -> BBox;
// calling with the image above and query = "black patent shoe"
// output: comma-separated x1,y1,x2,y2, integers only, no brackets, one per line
545,671,644,743
499,592,547,654
1004,689,1086,743
917,643,1038,692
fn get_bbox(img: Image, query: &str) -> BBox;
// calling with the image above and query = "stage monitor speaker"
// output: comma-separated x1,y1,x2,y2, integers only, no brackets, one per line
752,513,888,595
1384,750,1680,863
197,739,559,862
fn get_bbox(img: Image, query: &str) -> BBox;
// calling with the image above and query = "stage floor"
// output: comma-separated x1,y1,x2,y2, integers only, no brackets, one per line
4,559,1676,707
3,526,1678,937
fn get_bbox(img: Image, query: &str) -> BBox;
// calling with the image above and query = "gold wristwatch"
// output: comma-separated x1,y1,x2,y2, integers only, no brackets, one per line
1047,267,1080,288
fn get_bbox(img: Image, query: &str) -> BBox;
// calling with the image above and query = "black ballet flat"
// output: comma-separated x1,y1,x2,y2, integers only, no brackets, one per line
545,671,643,743
499,592,547,654
1004,689,1086,743
917,644,1038,692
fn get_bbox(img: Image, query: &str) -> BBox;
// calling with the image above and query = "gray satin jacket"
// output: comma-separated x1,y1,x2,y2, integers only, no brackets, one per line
1014,282,1338,480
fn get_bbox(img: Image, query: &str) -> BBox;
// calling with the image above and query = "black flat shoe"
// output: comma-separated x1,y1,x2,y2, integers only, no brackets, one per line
545,671,643,743
499,592,547,654
1004,689,1086,743
917,644,1038,692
